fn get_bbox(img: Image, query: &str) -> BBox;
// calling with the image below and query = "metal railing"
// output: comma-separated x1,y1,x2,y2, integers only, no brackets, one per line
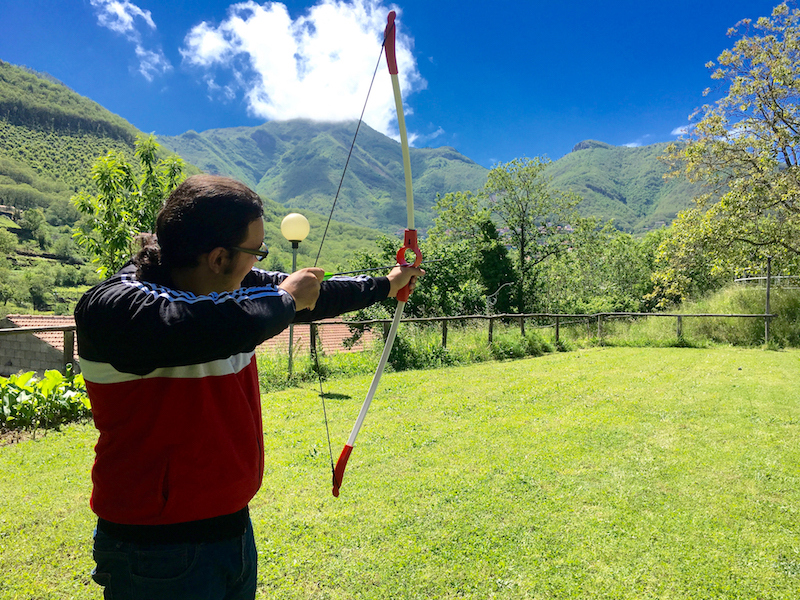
734,275,800,289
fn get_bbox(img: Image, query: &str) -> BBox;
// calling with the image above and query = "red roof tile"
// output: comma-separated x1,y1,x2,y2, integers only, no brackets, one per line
4,314,75,353
258,319,380,354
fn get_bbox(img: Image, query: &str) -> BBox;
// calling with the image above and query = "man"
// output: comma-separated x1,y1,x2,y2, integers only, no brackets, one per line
74,174,422,599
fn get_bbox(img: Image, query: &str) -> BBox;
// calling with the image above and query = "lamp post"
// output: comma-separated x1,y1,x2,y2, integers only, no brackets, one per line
280,213,310,378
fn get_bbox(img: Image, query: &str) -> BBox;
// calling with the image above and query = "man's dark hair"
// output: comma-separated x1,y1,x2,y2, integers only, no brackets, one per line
134,175,264,282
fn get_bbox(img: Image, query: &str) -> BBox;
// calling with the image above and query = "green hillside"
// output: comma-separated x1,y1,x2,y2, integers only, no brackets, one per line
158,119,490,234
0,60,143,211
160,122,703,236
547,140,703,232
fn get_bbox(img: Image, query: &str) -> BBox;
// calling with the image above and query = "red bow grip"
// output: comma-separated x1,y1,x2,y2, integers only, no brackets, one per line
395,229,422,303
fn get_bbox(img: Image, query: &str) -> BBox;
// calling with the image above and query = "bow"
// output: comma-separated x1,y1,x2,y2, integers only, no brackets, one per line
331,10,422,497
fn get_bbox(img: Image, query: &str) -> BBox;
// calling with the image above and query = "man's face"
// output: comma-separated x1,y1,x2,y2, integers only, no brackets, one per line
221,218,265,291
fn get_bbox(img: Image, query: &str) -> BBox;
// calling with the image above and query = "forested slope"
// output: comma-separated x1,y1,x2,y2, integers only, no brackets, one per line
0,61,142,210
548,140,704,232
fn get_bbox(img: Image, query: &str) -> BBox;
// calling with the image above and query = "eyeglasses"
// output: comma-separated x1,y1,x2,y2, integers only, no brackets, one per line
231,241,270,261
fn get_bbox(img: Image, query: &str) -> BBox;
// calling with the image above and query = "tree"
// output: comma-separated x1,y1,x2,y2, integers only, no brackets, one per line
431,157,587,314
430,192,515,314
475,216,515,314
542,221,658,313
484,157,584,313
664,2,800,289
72,134,185,277
0,228,17,255
18,207,49,249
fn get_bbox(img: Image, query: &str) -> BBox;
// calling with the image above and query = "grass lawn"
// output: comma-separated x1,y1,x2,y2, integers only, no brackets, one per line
1,347,799,599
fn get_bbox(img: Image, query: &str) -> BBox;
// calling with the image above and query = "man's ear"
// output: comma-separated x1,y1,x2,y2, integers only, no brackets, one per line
206,247,230,274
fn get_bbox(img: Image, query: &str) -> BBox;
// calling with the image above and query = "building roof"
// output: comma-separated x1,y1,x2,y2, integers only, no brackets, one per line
3,314,75,353
258,319,379,354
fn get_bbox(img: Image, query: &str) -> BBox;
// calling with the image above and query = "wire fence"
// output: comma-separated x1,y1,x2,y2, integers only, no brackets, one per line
308,311,776,351
0,310,777,376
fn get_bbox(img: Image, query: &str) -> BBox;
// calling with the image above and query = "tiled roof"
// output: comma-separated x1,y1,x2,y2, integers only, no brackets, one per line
3,314,75,353
258,319,380,354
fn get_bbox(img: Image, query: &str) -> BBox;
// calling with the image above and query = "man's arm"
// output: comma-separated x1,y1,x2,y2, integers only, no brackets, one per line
75,266,297,375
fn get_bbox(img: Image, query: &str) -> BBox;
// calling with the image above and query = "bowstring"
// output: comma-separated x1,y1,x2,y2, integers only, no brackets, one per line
314,40,388,268
313,35,388,485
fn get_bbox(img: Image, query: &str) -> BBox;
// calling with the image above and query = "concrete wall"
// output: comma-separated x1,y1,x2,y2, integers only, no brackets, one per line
0,322,75,377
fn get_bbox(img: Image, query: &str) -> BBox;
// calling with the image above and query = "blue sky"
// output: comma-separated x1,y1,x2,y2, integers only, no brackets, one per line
0,0,785,167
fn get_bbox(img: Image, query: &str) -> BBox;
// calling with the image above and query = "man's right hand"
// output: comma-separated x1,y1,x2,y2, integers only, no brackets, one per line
279,268,324,311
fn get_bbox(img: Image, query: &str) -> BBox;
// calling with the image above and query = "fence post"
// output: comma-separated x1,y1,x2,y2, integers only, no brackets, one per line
310,323,317,359
519,315,525,337
488,316,494,345
63,329,75,374
597,314,602,341
765,256,771,345
442,320,448,349
676,315,683,339
383,320,391,340
554,315,560,343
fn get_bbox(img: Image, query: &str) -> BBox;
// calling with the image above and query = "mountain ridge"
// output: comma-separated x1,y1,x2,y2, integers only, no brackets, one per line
157,119,489,234
547,139,701,232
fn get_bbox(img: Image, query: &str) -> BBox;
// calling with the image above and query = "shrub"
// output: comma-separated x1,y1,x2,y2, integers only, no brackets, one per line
0,365,90,432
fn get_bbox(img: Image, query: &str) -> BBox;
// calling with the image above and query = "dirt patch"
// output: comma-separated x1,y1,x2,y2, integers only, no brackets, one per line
0,429,44,447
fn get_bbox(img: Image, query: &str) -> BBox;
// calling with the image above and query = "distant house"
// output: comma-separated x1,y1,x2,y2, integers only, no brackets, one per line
0,315,78,377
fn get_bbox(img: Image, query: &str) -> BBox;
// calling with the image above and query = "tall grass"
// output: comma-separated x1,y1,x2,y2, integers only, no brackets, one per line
257,322,557,393
557,285,800,349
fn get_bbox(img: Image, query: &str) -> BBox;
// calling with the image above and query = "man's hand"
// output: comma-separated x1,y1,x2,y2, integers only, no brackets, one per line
387,265,425,298
280,268,324,311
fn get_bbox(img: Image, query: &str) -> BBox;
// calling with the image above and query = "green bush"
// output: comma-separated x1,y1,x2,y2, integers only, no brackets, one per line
490,330,553,360
0,366,90,432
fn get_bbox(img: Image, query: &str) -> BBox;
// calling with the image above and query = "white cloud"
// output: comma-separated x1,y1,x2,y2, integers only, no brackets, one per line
135,46,173,81
180,0,427,141
90,0,172,81
622,133,652,148
671,125,690,136
412,126,445,146
90,0,155,35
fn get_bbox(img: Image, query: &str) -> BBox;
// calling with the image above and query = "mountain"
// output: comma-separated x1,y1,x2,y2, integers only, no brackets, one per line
160,122,702,236
157,120,490,234
547,140,702,232
1,58,702,251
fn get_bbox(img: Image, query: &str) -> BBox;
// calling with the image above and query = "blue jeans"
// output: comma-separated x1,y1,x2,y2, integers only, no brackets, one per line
91,521,257,600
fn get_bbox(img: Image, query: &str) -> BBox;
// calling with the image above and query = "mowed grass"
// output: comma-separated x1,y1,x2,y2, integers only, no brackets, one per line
1,347,799,599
